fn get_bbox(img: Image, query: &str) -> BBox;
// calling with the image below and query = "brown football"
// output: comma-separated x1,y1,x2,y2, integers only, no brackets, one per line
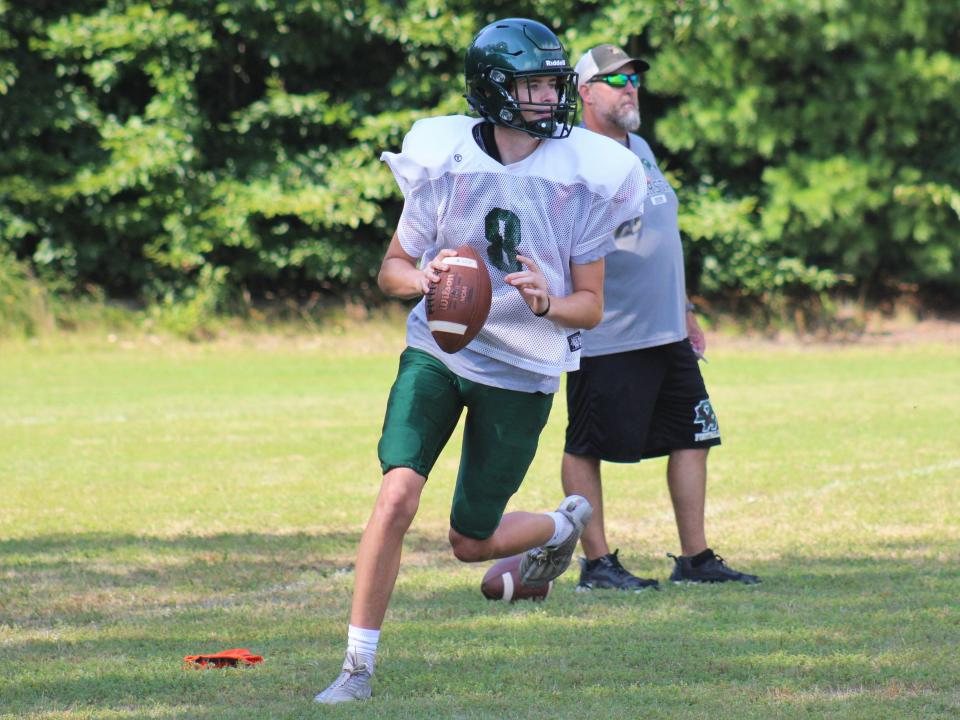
480,554,553,603
425,246,492,353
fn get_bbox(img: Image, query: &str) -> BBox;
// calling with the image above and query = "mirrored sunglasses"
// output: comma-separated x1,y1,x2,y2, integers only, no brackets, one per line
591,73,641,88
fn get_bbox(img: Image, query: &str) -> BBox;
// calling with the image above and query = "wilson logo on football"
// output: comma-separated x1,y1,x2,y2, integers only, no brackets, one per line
438,273,470,311
425,247,492,353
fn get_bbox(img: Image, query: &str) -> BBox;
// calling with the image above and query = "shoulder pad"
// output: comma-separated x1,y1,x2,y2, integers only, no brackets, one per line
380,116,477,193
554,127,646,198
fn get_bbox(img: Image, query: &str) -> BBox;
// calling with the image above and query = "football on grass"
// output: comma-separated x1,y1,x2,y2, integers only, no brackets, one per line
481,554,553,603
425,246,492,353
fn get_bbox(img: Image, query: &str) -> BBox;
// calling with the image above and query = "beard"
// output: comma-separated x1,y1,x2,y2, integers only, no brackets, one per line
606,102,641,133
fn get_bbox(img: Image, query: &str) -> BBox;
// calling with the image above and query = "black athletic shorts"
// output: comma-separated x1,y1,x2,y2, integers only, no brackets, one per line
564,339,721,462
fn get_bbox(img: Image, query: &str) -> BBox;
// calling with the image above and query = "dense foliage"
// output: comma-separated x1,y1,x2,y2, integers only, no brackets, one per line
1,0,958,318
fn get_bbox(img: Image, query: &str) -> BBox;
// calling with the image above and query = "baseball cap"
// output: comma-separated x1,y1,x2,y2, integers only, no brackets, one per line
574,44,650,86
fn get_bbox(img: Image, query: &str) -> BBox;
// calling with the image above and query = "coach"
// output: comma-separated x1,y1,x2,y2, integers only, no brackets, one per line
562,43,760,590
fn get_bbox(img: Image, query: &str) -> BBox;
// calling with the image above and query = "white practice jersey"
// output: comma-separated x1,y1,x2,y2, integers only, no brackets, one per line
381,115,647,389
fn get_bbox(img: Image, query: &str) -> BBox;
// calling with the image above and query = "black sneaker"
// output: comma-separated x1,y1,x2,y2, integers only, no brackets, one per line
668,549,760,584
576,549,659,592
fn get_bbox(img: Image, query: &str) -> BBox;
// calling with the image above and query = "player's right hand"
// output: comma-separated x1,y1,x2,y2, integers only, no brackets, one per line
420,249,458,295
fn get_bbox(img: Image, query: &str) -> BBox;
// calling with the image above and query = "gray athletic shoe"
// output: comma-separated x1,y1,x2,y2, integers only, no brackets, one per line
520,495,593,587
313,650,373,705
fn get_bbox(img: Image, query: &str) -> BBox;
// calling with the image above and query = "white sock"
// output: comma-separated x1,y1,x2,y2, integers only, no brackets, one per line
347,624,380,669
545,511,574,548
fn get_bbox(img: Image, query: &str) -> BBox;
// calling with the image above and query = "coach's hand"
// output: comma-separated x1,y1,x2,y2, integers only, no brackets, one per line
687,310,707,356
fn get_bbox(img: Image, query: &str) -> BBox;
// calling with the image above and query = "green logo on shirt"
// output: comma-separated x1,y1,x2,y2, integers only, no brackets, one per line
484,208,523,272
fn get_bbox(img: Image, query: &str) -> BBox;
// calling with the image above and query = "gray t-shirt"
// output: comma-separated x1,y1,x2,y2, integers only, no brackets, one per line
580,133,687,357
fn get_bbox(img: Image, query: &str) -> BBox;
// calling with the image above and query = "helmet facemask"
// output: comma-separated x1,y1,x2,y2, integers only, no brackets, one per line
470,67,578,139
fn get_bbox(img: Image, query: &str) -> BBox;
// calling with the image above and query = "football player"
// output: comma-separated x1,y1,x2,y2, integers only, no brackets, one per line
315,18,647,704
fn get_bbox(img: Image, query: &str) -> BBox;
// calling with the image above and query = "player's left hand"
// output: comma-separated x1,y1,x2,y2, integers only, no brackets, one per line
505,255,549,316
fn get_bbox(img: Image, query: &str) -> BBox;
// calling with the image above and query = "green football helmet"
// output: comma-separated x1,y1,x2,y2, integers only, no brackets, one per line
464,18,578,139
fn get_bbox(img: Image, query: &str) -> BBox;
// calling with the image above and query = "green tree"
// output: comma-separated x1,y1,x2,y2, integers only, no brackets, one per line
0,0,957,320
580,0,960,305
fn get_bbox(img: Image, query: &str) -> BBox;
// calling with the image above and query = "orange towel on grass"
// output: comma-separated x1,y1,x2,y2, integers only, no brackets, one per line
183,648,263,668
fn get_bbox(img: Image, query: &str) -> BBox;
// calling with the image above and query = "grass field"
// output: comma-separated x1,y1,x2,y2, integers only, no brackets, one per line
2,325,959,719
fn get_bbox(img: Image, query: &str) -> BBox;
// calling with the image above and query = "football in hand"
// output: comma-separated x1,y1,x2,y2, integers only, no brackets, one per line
425,245,492,353
480,554,553,603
